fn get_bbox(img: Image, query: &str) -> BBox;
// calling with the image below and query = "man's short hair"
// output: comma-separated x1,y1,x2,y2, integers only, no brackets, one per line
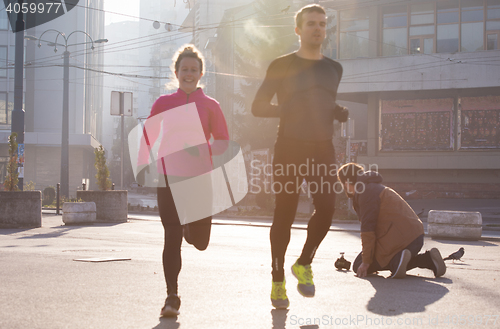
295,4,327,28
337,163,365,185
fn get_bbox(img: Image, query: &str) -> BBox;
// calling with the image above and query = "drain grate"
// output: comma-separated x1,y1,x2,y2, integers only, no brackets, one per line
73,257,131,263
63,249,122,252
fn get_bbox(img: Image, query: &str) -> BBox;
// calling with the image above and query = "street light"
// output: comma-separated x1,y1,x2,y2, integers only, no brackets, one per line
25,30,108,198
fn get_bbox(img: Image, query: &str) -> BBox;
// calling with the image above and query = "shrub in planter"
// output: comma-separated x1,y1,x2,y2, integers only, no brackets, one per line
76,145,127,223
0,133,41,228
256,191,275,211
24,180,36,190
43,186,56,206
4,132,19,191
95,145,112,191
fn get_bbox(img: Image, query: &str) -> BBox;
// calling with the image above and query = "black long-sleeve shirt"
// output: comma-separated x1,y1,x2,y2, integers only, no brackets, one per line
252,52,348,141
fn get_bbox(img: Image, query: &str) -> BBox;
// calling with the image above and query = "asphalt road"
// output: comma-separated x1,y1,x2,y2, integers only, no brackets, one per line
1,214,499,329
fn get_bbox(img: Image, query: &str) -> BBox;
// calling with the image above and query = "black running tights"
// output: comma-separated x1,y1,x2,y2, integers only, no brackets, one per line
157,179,211,295
270,139,337,282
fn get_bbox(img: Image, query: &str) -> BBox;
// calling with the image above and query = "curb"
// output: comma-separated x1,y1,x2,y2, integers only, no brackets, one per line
43,211,500,241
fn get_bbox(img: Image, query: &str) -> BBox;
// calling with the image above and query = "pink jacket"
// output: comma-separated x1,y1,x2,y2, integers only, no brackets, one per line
138,88,229,177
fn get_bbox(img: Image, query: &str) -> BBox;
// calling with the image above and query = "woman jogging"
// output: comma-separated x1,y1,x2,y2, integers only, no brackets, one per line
139,45,229,317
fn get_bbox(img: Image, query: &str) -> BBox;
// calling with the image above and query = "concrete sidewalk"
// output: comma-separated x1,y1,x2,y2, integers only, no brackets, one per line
1,213,499,329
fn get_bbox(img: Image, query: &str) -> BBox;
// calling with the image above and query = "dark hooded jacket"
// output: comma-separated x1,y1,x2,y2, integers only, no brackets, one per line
353,171,424,267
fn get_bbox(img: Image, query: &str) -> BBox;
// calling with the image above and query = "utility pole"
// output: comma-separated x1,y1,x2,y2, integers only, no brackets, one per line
60,49,70,198
192,0,196,46
120,92,125,190
12,1,26,191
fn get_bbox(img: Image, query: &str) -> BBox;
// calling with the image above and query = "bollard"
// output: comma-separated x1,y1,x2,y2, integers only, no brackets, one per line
56,183,60,215
112,183,115,190
428,210,482,240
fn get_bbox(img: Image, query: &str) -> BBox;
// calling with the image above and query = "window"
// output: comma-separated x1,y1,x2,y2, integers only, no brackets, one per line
461,0,485,52
438,0,460,23
461,22,484,51
487,19,500,29
437,1,460,53
382,5,408,56
438,24,460,52
411,3,436,24
488,0,500,19
410,3,436,54
0,92,11,124
462,0,485,21
377,0,500,55
323,10,338,59
340,8,370,58
487,32,499,48
9,45,15,68
410,37,435,54
0,46,7,78
0,93,5,123
487,0,500,49
0,2,9,30
0,156,8,185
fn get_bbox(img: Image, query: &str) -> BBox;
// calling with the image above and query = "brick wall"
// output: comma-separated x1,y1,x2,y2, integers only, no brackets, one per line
386,182,500,199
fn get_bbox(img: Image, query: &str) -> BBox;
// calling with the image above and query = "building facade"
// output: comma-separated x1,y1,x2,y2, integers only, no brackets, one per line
329,0,500,198
213,0,500,199
0,1,105,194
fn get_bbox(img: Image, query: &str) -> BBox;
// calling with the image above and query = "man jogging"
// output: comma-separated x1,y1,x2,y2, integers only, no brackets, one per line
252,4,348,309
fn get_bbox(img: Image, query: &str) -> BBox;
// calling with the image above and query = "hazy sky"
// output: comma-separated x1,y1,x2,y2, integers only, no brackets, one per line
104,0,140,25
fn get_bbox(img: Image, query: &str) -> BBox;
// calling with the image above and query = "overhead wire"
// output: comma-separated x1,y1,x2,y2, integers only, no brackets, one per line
3,3,406,68
4,1,500,81
36,2,295,92
70,53,163,92
21,1,296,66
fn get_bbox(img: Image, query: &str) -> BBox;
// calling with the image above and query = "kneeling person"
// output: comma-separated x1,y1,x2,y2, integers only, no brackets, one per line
337,163,446,279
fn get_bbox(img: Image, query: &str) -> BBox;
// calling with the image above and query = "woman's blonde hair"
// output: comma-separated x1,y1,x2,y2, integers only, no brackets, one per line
172,44,205,74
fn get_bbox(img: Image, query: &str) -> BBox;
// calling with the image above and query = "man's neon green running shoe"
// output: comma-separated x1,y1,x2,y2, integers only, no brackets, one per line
291,259,315,297
271,280,289,309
